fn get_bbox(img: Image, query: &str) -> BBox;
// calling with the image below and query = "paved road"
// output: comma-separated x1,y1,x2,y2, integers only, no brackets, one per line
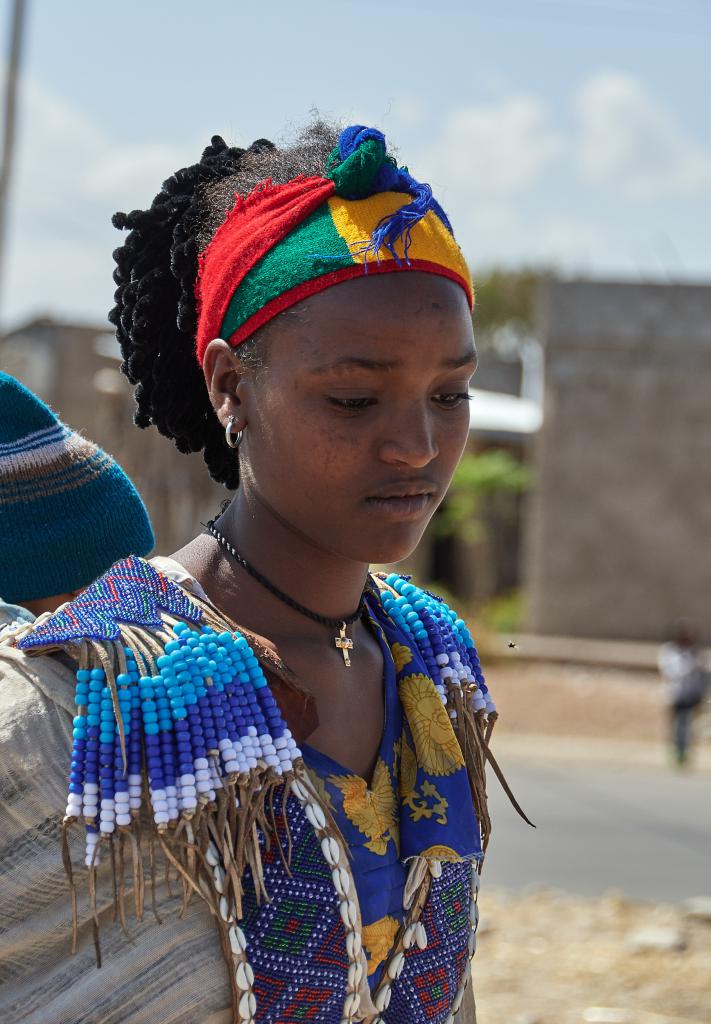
483,757,710,903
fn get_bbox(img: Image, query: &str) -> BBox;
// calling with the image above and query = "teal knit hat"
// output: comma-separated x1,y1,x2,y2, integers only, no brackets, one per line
0,372,155,603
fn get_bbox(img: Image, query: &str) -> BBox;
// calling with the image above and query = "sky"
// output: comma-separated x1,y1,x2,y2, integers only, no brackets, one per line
1,0,709,328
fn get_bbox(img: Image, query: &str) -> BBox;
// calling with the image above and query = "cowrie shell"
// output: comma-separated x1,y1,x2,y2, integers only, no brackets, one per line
374,985,392,1012
235,961,254,989
415,921,427,949
306,801,326,829
219,896,231,921
343,991,360,1017
321,836,340,866
429,859,442,879
332,866,350,897
403,923,416,949
452,988,465,1012
346,930,362,958
205,844,220,867
339,899,357,930
238,990,256,1019
290,778,308,802
347,960,364,989
213,866,225,894
468,931,477,956
229,926,247,954
470,900,479,927
387,951,405,979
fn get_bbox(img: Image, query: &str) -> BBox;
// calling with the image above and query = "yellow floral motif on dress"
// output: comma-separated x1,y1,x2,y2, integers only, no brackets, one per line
390,641,413,673
329,758,399,855
398,673,465,776
398,729,418,801
403,779,448,825
419,844,463,861
362,915,401,975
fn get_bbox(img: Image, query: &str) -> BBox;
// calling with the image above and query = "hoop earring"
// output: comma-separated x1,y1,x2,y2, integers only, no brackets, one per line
225,416,243,450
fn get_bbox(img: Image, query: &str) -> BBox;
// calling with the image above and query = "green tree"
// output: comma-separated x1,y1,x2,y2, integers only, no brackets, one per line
434,449,533,544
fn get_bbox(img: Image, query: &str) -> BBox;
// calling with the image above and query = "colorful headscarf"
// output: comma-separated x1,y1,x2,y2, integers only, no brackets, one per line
195,125,473,363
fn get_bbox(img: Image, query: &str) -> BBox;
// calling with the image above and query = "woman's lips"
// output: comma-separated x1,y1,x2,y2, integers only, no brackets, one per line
363,493,434,521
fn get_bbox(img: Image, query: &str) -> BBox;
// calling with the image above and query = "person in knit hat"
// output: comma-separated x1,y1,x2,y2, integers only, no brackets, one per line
0,372,154,631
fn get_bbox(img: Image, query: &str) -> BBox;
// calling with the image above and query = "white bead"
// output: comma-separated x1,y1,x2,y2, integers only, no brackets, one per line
83,782,99,795
181,796,198,810
67,793,82,807
332,866,350,897
346,930,362,959
436,653,449,665
195,769,211,781
274,736,288,749
218,738,233,751
416,922,428,949
153,810,169,824
224,760,240,774
247,726,257,737
180,785,197,797
179,773,196,787
114,792,129,805
100,798,115,811
128,773,142,786
388,952,405,979
235,960,254,989
116,812,132,826
265,754,280,768
194,757,209,770
152,799,168,812
128,786,142,798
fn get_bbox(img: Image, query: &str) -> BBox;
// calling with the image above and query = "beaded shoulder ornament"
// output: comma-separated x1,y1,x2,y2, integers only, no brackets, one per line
16,557,498,1024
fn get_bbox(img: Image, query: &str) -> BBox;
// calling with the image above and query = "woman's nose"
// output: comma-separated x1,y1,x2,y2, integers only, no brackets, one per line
377,404,439,468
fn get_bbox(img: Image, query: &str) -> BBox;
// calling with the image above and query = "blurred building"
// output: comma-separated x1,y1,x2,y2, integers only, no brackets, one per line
0,316,225,554
525,280,711,644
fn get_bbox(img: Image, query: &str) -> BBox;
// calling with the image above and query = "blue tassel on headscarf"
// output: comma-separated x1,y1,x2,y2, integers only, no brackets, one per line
330,125,454,267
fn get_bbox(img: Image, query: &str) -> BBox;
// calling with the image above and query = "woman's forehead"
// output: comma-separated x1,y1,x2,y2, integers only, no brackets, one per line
264,273,475,365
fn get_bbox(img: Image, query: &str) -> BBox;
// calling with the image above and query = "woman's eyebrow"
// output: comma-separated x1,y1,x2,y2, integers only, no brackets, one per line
308,351,477,375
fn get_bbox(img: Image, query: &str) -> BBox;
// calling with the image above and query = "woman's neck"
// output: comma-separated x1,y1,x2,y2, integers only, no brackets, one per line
215,487,370,624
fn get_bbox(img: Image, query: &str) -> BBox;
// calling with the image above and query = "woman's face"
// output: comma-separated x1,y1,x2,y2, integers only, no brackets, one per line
209,272,476,566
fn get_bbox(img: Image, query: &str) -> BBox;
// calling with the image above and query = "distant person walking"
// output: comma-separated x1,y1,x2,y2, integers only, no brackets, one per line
0,371,154,637
658,621,709,766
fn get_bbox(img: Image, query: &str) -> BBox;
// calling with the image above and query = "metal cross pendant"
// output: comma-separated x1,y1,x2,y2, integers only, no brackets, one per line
334,622,354,667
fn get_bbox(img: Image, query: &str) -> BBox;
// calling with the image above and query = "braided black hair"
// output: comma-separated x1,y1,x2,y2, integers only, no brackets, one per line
110,121,338,489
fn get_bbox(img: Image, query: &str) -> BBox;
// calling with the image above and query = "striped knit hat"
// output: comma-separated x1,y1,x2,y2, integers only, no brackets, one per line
0,373,154,604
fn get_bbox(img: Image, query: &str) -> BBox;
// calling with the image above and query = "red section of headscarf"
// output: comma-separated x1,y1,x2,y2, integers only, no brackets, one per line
195,175,335,364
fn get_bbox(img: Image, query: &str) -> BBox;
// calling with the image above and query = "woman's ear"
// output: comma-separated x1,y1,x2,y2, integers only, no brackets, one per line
203,338,248,430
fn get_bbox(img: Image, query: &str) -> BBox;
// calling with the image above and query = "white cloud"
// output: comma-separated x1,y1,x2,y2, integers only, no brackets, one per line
576,71,711,198
418,95,563,196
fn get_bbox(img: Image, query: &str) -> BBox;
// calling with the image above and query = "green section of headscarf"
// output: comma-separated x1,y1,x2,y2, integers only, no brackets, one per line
326,137,396,199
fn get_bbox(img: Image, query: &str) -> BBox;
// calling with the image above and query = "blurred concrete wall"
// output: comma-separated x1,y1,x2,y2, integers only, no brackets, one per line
525,280,711,643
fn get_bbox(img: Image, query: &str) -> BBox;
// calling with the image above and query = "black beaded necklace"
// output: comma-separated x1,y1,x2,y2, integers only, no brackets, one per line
205,519,368,667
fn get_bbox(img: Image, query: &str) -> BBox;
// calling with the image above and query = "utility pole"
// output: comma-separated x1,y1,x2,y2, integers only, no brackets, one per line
0,0,26,327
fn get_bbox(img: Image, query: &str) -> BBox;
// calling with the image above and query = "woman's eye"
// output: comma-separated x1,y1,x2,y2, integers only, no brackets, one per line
433,392,472,409
327,396,376,411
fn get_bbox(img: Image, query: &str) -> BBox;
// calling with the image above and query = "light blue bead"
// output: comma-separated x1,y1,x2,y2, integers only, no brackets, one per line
145,723,160,735
76,669,91,683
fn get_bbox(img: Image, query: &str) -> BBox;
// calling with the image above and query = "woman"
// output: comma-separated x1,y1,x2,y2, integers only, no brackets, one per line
11,123,496,1024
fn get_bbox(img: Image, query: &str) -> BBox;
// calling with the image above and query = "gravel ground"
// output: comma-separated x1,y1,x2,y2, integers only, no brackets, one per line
469,658,711,1024
472,888,711,1024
